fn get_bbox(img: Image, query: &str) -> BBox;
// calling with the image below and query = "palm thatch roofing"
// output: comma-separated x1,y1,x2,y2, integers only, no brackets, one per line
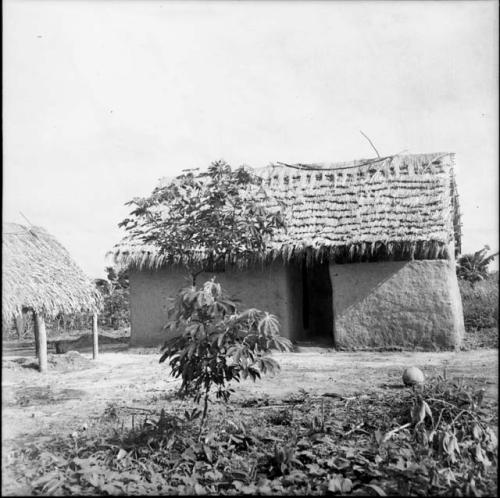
2,223,102,321
112,152,461,269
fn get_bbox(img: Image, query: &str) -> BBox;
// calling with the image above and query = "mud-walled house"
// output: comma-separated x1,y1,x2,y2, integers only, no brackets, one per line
112,153,465,350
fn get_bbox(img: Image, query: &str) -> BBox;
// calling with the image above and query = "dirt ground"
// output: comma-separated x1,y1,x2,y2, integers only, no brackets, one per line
2,346,497,447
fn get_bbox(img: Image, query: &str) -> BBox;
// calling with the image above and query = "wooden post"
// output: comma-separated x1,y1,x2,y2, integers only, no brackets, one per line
92,313,99,360
15,313,24,340
34,315,40,357
34,312,48,373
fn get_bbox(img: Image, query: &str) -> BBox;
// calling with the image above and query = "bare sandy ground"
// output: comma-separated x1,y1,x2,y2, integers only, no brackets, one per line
2,348,498,444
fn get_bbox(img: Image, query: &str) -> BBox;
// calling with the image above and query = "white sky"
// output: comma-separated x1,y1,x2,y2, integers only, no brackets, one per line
3,0,498,278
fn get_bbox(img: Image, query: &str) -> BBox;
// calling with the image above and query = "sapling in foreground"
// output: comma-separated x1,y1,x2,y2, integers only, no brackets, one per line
159,278,293,427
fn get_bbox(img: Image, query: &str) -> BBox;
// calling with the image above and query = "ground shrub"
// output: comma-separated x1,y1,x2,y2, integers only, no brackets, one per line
461,327,498,350
3,374,497,496
459,274,498,331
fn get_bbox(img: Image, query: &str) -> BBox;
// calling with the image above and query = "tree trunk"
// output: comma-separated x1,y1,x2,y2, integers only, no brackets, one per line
191,268,205,287
92,313,99,360
34,312,48,373
15,313,24,340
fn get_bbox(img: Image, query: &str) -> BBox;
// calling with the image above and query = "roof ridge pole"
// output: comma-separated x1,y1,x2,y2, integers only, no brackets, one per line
34,311,48,373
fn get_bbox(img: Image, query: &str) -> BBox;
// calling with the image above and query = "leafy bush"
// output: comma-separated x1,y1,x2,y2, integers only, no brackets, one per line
159,278,293,425
119,160,285,285
459,273,498,331
94,267,130,330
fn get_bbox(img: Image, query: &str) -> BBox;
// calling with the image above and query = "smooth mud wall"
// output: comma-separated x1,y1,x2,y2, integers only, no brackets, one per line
129,268,187,347
206,261,298,341
129,261,300,347
329,260,465,350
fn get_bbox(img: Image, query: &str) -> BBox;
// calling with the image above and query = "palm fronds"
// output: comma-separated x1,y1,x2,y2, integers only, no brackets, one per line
457,246,498,284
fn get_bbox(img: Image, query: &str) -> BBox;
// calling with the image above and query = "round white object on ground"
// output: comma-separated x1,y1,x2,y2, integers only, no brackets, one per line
402,366,425,386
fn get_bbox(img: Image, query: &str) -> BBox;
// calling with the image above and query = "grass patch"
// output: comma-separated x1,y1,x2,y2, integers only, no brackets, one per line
461,327,498,350
459,274,498,350
459,275,498,332
2,375,497,496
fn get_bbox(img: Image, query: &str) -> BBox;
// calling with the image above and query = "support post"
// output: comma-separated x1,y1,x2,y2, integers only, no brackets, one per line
34,312,48,373
34,316,40,357
15,313,24,340
92,313,99,360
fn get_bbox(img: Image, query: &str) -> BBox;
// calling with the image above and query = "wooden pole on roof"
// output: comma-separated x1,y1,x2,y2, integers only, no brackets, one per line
359,130,381,158
34,312,48,373
92,313,99,360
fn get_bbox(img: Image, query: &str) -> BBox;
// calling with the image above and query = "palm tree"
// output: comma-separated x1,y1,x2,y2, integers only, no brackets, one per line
456,245,498,285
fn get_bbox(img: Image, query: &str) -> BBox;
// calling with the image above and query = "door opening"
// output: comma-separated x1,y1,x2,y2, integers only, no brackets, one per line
301,260,334,347
302,260,310,330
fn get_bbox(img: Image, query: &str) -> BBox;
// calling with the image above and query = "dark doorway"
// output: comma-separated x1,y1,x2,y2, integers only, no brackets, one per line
301,260,334,346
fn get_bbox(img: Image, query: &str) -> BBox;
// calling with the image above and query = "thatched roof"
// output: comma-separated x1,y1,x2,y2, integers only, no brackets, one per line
2,223,102,320
112,152,461,269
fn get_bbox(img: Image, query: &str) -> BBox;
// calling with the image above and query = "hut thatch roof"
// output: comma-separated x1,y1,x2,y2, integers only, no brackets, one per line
2,223,102,320
112,152,461,269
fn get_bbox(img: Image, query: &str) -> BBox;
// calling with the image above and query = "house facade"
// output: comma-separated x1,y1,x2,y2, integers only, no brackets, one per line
113,153,465,350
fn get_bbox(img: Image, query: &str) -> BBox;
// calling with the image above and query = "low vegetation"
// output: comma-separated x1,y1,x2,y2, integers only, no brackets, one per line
459,273,498,350
459,274,498,331
3,373,497,496
455,245,498,349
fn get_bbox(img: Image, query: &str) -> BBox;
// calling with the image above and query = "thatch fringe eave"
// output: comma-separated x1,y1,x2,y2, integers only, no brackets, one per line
111,152,460,271
3,223,102,321
111,239,452,272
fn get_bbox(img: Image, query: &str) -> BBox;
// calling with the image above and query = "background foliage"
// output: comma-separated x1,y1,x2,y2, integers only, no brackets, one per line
94,267,130,330
456,246,498,285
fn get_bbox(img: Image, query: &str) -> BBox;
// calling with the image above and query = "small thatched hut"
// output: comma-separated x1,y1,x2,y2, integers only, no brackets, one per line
113,152,465,350
3,223,101,369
